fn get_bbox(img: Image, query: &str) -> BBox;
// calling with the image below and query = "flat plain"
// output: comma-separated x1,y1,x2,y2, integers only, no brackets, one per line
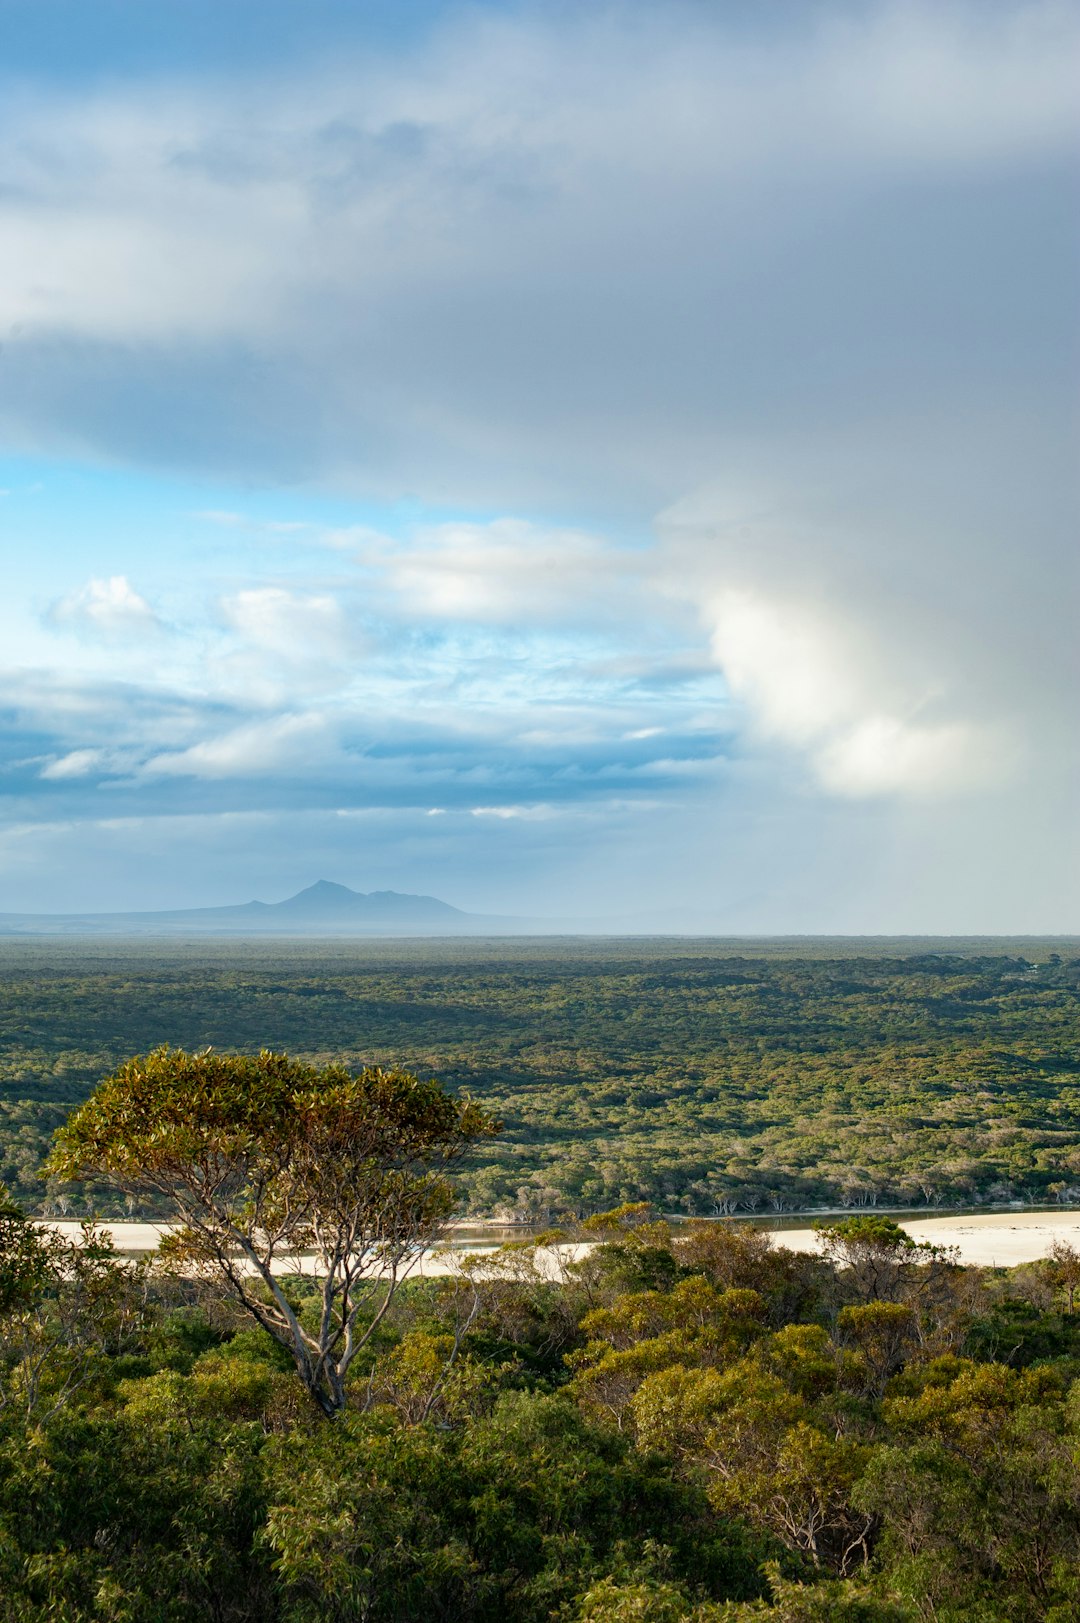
2,935,1078,1219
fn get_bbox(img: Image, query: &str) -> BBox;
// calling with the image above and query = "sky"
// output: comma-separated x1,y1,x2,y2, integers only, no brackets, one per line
0,0,1076,931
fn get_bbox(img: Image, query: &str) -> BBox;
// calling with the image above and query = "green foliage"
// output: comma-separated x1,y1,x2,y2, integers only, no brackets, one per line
0,1184,53,1313
47,1044,494,1204
964,1296,1080,1367
1,940,1078,1217
0,1386,273,1620
570,1279,767,1426
835,1305,919,1400
47,1047,497,1416
0,1202,153,1423
0,941,1078,1617
0,1203,1078,1618
856,1355,1080,1619
263,1391,767,1621
814,1220,942,1305
571,1561,916,1621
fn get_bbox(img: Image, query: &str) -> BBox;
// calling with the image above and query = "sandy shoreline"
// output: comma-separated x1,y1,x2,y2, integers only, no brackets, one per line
35,1211,1080,1270
772,1210,1080,1268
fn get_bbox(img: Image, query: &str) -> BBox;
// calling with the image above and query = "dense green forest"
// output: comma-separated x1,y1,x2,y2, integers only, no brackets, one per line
4,1195,1080,1620
1,938,1078,1219
4,952,1080,1619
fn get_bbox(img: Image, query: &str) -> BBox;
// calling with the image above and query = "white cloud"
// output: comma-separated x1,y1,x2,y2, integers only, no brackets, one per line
817,716,1003,799
702,587,1006,797
221,586,353,660
48,576,163,639
39,747,106,780
0,3,1074,925
657,430,1071,802
193,510,311,533
39,744,148,783
471,803,559,820
707,590,864,746
351,518,633,625
143,712,336,779
0,4,1074,510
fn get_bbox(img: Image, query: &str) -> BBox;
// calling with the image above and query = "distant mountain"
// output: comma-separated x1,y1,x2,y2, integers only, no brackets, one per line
242,880,469,924
0,881,489,936
1,891,1072,944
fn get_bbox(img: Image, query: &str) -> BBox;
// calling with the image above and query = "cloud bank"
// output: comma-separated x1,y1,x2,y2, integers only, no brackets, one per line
0,0,1075,925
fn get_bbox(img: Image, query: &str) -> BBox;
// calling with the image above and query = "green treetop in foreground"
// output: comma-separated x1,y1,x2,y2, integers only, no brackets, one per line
46,1046,497,1415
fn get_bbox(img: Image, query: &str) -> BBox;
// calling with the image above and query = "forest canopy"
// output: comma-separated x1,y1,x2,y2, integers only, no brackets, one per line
2,938,1077,1220
3,1185,1080,1619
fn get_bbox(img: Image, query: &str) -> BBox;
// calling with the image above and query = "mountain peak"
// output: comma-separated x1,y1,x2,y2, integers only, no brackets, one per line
267,882,466,921
292,880,360,901
0,881,479,935
272,880,367,913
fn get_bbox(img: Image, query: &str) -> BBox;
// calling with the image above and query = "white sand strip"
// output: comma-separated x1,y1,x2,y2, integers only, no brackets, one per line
35,1212,1080,1269
32,1221,590,1278
759,1211,1080,1267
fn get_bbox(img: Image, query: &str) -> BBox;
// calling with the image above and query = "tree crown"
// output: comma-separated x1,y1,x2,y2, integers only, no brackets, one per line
46,1045,496,1191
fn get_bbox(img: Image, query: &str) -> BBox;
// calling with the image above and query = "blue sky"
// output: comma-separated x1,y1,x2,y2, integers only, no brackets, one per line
0,0,1076,928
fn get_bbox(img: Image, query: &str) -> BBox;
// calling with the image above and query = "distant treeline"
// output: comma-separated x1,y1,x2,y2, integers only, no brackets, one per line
1,939,1078,1220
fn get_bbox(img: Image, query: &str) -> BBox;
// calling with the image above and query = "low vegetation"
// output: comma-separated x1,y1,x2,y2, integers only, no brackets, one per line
2,939,1078,1219
4,1173,1080,1620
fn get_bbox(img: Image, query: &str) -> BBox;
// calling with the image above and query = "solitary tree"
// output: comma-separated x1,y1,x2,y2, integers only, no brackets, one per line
47,1047,497,1416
